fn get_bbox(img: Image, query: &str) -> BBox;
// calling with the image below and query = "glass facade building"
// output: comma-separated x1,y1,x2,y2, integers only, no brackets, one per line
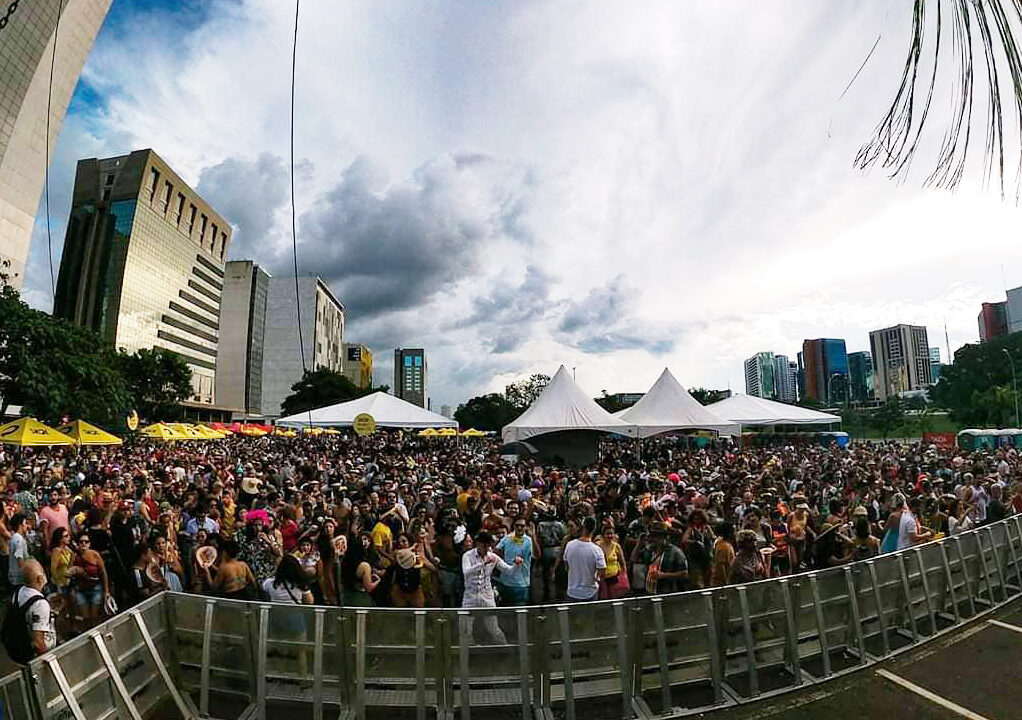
54,149,231,407
801,338,849,404
394,348,427,408
743,351,775,399
847,351,875,405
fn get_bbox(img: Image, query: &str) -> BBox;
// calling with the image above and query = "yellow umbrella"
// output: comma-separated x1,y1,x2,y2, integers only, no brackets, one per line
57,420,122,446
0,417,75,447
167,423,206,440
460,428,485,437
437,427,458,437
194,425,226,440
241,425,269,437
322,428,341,436
139,423,187,441
418,428,439,437
275,428,297,438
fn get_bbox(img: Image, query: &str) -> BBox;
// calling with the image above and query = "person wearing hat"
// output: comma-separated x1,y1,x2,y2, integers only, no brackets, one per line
391,545,425,608
630,521,688,595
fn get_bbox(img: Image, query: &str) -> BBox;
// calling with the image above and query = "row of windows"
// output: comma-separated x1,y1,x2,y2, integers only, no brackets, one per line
146,167,228,261
403,355,424,367
162,313,218,344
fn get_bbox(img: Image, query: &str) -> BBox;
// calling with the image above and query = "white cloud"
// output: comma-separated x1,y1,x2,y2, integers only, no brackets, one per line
25,0,1022,408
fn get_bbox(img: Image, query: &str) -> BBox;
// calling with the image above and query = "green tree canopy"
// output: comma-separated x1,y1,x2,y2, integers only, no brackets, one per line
689,388,729,406
505,373,550,411
281,367,382,417
118,348,192,423
931,333,1022,426
871,399,906,439
454,393,519,432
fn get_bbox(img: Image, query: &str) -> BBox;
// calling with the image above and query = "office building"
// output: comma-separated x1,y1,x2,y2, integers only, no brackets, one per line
394,348,427,408
440,405,453,419
54,149,232,407
979,301,1009,342
744,352,775,398
0,0,112,288
847,351,875,405
1009,286,1022,334
261,275,345,417
216,261,271,416
788,361,799,403
801,339,849,404
869,324,932,402
930,347,942,384
773,354,797,403
606,392,646,408
341,343,373,389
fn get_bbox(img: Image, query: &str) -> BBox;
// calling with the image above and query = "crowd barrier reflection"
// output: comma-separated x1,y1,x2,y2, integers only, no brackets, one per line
9,514,1022,720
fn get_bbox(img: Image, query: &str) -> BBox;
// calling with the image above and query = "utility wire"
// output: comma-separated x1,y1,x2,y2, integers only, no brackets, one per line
45,0,64,302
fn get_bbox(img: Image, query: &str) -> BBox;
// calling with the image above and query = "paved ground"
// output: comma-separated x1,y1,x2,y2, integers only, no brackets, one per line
717,600,1022,720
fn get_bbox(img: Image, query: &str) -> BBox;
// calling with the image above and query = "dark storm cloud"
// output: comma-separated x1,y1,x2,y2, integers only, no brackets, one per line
196,153,309,263
296,154,530,318
457,265,554,353
557,276,676,355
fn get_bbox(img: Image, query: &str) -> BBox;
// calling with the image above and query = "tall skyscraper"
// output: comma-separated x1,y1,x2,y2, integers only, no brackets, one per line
341,343,373,389
743,352,775,398
394,348,427,408
929,347,942,384
869,324,932,402
216,261,271,416
847,351,875,405
0,0,112,288
978,301,1009,342
773,354,796,403
54,149,231,408
261,276,345,417
801,339,849,404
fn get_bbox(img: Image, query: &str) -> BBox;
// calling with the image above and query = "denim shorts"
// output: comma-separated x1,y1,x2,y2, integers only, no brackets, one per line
75,585,103,608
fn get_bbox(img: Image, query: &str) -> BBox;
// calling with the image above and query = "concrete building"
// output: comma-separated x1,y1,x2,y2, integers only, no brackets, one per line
773,354,797,403
394,348,427,408
801,339,849,404
53,149,231,407
440,405,452,419
869,324,932,402
1009,286,1022,335
0,0,111,288
340,343,373,389
261,276,345,417
847,351,875,405
744,352,775,398
978,301,1009,342
930,347,942,384
216,261,271,416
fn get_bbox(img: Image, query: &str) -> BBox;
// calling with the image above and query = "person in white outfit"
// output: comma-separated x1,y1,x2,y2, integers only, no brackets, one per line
461,531,522,644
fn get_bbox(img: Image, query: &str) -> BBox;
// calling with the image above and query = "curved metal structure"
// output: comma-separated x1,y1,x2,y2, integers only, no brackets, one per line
7,515,1022,720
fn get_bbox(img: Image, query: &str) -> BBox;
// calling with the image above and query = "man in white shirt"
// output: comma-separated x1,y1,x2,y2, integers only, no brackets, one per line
897,497,933,551
462,531,521,643
562,517,605,601
16,559,56,657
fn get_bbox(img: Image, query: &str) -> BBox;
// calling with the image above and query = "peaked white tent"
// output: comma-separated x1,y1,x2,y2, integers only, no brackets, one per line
276,392,457,429
707,394,840,428
617,368,741,438
502,366,637,442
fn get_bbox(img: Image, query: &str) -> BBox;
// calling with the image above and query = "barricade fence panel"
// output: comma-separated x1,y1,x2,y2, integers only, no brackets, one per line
4,516,1022,720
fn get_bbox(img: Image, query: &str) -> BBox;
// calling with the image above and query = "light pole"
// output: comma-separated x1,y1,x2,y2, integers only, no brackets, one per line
827,372,843,407
1003,348,1020,428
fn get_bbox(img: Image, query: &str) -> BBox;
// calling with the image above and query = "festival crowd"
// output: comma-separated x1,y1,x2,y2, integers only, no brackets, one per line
1,432,1019,656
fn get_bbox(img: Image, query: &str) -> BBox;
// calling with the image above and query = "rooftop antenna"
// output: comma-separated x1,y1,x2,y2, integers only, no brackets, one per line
944,317,951,364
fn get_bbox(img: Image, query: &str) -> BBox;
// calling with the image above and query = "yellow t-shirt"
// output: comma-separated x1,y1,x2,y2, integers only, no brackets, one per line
601,541,622,577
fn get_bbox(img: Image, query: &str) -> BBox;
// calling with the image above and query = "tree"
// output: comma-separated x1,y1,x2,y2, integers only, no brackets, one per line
971,386,1019,429
689,388,728,406
0,285,132,427
871,399,906,439
281,367,382,417
118,348,192,423
505,373,550,411
931,333,1022,426
454,393,519,432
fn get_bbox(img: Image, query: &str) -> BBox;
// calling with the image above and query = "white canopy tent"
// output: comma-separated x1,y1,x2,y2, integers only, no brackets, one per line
276,392,457,429
706,394,841,428
502,366,637,442
616,368,741,437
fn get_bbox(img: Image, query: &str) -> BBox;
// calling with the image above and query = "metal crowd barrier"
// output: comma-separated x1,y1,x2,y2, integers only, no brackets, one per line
6,514,1022,720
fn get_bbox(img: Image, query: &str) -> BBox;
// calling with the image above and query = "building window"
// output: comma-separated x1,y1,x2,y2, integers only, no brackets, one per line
210,223,218,252
148,168,160,201
162,181,173,213
175,194,186,225
101,188,111,202
105,173,115,186
199,215,208,246
219,232,227,260
188,205,197,234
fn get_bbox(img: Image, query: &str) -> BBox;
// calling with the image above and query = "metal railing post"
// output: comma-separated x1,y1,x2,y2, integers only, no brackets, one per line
337,613,353,709
911,549,936,636
651,597,673,709
313,608,325,720
516,609,532,720
938,541,961,624
703,591,725,704
779,579,802,684
1006,517,1022,591
896,555,919,642
736,587,759,696
984,527,1008,601
843,568,867,663
355,610,368,720
557,606,576,720
457,611,471,720
200,599,215,716
809,575,831,677
613,601,632,717
866,562,890,656
951,538,978,616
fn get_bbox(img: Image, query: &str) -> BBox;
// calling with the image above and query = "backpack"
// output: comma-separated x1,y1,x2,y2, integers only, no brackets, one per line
394,566,421,594
2,591,45,664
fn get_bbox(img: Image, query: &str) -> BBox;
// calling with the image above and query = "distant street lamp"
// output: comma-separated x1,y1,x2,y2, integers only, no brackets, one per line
1003,348,1020,428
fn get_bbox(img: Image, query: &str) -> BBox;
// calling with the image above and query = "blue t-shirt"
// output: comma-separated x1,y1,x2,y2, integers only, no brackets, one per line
496,533,533,588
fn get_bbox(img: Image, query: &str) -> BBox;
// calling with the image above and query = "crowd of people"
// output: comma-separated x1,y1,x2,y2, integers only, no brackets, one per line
1,431,1019,657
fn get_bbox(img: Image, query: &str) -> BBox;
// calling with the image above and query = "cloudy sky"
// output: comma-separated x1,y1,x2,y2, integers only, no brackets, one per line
23,0,1022,409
